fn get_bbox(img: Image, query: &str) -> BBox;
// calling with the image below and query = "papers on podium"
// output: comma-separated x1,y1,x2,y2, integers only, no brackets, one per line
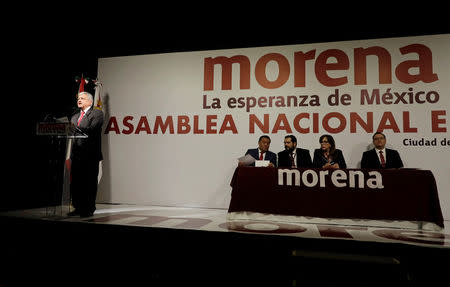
255,160,270,167
238,154,270,167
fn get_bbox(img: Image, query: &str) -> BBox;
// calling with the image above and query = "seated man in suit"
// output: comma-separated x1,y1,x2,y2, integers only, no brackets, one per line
361,132,404,169
278,135,312,168
239,135,277,167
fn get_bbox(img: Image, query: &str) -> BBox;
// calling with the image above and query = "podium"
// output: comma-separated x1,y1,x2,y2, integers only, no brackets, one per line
37,121,87,218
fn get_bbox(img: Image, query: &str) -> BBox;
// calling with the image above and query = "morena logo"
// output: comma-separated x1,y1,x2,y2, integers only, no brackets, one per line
203,44,438,90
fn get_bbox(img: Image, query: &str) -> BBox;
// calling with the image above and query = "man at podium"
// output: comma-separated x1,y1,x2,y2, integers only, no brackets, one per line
68,91,104,217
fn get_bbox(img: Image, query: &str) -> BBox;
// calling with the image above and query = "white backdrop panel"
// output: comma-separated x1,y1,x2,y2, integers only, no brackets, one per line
97,34,450,219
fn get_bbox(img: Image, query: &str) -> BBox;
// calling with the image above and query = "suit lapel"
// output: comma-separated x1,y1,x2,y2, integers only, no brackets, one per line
251,148,258,160
385,149,393,166
372,148,382,167
72,112,80,125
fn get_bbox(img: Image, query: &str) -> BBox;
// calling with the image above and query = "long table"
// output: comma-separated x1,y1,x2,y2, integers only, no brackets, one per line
228,167,444,229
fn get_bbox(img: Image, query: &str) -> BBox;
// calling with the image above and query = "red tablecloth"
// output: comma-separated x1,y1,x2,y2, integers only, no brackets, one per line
229,167,444,228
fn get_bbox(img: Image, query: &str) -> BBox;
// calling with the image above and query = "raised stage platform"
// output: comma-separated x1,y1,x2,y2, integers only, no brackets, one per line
1,204,449,286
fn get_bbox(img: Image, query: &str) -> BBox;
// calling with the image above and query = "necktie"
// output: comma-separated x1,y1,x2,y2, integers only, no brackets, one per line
77,110,85,126
324,152,330,162
379,150,386,168
290,153,295,167
259,152,264,160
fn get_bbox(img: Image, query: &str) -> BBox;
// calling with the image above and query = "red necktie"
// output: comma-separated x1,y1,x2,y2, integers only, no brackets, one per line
77,110,85,126
259,152,264,160
290,153,295,167
379,150,386,168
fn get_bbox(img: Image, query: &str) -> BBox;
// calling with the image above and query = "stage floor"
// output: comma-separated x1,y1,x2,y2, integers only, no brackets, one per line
2,203,450,286
2,203,449,249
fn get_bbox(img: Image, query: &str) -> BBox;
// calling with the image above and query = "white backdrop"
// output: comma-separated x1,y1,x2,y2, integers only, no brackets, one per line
97,34,450,220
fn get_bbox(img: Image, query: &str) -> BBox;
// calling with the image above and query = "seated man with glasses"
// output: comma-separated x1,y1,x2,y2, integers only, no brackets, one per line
361,132,404,169
278,135,313,168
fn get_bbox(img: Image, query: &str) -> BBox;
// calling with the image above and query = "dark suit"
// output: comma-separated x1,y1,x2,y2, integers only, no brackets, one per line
278,148,312,168
70,107,104,216
245,148,277,167
361,148,404,169
313,148,347,168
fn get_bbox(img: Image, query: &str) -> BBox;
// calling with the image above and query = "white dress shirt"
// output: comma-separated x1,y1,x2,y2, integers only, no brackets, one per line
258,148,265,160
375,147,387,164
290,149,297,167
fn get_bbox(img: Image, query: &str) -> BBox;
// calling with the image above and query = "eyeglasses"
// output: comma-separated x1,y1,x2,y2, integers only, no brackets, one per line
373,137,385,141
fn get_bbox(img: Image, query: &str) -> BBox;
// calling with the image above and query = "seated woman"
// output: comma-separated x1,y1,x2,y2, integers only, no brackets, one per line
313,134,347,169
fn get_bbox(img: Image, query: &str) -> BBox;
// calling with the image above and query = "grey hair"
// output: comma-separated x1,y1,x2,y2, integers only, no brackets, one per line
78,91,93,102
